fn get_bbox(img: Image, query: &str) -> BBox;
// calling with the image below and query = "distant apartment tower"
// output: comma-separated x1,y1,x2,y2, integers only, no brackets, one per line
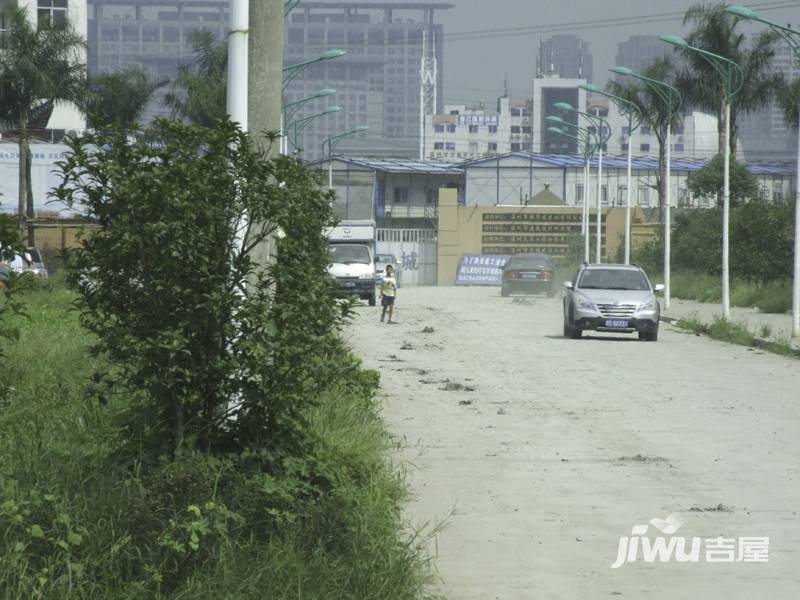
739,37,799,161
614,35,677,78
424,97,532,161
532,74,588,155
285,2,451,160
536,34,593,83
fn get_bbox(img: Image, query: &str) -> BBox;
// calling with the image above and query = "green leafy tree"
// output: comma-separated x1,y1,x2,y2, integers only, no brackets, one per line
687,154,762,206
0,5,85,238
165,30,227,127
607,58,681,223
679,3,783,158
55,119,342,458
79,68,164,130
776,76,800,129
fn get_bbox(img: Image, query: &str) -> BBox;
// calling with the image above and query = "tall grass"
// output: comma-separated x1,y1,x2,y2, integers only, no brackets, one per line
0,282,437,599
657,271,792,314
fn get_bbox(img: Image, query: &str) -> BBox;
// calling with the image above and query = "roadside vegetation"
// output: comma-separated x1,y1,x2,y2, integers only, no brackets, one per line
0,121,435,598
675,315,800,359
628,197,794,314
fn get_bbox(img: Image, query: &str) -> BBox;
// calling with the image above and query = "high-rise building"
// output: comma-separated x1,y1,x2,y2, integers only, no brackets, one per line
536,35,593,83
532,74,588,155
86,0,452,159
614,35,677,79
285,2,451,159
739,38,799,162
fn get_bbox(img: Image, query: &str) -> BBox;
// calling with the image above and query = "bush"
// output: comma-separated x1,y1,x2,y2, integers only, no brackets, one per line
54,119,342,459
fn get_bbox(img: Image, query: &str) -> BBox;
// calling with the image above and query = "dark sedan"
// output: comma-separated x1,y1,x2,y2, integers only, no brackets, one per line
501,253,557,297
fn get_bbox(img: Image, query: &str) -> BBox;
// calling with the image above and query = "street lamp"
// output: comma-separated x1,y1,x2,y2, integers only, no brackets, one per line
724,5,800,336
281,88,337,154
286,105,341,151
547,116,599,262
282,49,346,91
580,83,644,264
322,125,369,189
610,65,682,310
661,35,744,320
554,102,611,263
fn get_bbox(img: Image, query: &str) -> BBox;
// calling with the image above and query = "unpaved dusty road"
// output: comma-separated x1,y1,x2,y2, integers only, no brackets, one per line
344,287,800,600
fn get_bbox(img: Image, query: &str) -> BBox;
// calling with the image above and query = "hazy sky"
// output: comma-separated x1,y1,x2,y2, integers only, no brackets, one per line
436,0,799,104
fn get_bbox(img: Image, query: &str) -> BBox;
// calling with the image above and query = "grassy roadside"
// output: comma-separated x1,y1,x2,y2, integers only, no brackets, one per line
650,270,792,315
674,315,800,359
0,280,437,599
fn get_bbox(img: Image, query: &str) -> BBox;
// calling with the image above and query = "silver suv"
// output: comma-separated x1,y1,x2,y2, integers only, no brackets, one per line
562,263,664,341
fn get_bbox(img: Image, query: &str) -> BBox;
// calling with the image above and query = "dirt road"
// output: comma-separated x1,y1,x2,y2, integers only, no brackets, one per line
344,286,800,600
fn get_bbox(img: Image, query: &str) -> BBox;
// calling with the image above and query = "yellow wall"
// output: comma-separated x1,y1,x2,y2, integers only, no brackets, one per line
437,189,649,285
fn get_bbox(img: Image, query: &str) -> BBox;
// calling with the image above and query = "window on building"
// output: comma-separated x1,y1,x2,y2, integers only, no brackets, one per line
773,187,785,203
678,187,690,208
638,187,650,206
673,143,685,152
488,142,498,152
511,143,521,152
511,125,521,133
622,126,630,136
347,29,365,44
434,124,444,133
601,185,609,206
520,107,531,116
469,142,479,153
522,126,532,134
488,125,498,134
393,187,409,203
641,126,652,135
368,28,384,44
617,185,627,207
522,143,532,151
449,110,459,115
576,183,584,206
37,0,68,28
510,108,521,117
640,143,650,152
447,124,456,133
469,124,479,133
674,125,685,134
433,142,444,150
426,188,438,205
445,141,455,150
621,143,629,152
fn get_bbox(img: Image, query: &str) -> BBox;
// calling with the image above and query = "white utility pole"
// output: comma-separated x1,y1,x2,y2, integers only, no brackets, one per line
227,0,249,130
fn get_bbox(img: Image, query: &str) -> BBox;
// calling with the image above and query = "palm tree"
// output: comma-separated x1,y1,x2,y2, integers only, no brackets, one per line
0,5,85,238
607,58,681,223
679,3,783,158
80,68,164,131
165,30,227,127
776,77,800,131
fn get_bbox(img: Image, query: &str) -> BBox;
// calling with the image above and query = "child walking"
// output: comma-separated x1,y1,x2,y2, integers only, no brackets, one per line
380,264,397,324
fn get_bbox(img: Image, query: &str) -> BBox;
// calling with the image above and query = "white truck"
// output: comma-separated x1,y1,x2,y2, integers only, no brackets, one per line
327,220,377,306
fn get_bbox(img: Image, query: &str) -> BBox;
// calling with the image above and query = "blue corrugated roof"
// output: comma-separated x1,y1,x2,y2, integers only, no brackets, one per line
310,155,463,174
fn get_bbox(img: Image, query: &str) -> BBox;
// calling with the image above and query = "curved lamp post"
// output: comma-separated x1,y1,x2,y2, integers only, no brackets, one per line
281,88,336,154
725,5,800,336
661,35,744,320
282,49,346,91
581,83,644,264
286,105,341,151
554,102,612,263
610,66,682,310
547,116,599,262
322,125,369,189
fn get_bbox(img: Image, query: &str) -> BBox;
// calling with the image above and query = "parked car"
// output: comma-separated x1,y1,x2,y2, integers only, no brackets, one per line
374,253,401,286
562,263,663,341
501,253,556,297
25,246,49,279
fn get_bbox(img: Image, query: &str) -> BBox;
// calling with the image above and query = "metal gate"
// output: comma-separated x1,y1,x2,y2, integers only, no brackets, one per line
376,229,437,286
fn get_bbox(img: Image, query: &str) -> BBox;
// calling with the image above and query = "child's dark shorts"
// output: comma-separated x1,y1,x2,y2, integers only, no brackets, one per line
381,295,395,307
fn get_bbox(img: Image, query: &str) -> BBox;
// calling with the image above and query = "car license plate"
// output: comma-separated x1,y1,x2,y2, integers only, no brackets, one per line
605,319,629,328
521,272,539,279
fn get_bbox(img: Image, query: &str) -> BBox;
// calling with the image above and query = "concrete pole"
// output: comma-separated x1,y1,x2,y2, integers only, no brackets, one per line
792,105,799,337
625,129,633,264
249,0,284,151
596,143,603,264
247,0,284,269
722,102,731,319
227,0,248,130
583,158,590,263
664,123,672,311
